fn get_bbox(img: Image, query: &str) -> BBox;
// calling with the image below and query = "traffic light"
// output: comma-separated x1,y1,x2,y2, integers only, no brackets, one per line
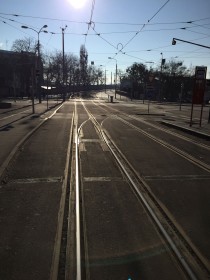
172,38,176,45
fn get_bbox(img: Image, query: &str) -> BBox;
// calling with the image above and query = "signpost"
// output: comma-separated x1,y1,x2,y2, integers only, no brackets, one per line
146,74,155,114
190,66,207,127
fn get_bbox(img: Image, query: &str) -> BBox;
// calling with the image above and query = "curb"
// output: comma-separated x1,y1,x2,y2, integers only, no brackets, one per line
161,120,210,140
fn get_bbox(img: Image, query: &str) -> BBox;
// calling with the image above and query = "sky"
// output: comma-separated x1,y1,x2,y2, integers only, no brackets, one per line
1,0,210,80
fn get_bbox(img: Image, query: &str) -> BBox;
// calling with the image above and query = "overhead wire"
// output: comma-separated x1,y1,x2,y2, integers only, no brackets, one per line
119,0,170,53
1,8,210,68
0,12,86,24
1,12,210,27
84,0,96,45
2,12,209,38
93,0,171,63
87,1,170,67
0,17,31,36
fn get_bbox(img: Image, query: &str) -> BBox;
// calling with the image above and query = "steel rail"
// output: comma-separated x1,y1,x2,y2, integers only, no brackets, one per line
96,100,210,151
102,130,198,280
50,109,74,280
115,115,210,172
93,101,210,172
74,101,82,280
92,100,210,276
81,100,198,279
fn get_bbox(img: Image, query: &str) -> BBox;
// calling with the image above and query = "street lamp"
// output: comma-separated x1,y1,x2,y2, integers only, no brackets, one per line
61,25,67,102
21,25,48,104
108,57,117,99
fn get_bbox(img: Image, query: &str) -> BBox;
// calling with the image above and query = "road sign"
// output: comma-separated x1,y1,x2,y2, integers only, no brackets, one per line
190,66,207,127
192,66,207,104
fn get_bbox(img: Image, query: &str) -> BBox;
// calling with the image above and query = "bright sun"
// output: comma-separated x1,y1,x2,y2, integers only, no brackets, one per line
68,0,87,9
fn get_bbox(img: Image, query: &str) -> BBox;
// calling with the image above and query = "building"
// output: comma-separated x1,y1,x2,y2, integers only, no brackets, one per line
0,50,38,100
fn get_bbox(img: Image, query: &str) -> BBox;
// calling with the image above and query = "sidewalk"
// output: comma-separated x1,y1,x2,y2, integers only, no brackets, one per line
161,118,210,140
0,99,34,113
0,99,62,115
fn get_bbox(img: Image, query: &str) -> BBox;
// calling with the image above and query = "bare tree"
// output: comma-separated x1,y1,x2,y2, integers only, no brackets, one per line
80,44,88,86
11,37,36,53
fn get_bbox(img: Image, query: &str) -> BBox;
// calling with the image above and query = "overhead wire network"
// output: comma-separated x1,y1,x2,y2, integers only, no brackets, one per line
2,12,210,27
1,11,210,41
84,0,96,46
83,0,180,67
1,8,210,69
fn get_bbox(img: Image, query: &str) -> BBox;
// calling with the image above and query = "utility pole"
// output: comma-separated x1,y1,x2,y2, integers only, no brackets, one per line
108,57,117,98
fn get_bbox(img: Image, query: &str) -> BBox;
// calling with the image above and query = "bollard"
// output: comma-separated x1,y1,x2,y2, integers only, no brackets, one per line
110,96,113,103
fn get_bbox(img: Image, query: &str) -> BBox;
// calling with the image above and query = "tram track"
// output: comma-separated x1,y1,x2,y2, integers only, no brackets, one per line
75,100,210,279
96,100,210,150
77,100,208,279
53,101,86,280
1,98,209,279
93,100,210,171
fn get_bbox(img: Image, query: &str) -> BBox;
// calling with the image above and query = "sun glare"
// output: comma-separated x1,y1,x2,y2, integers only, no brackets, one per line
68,0,87,9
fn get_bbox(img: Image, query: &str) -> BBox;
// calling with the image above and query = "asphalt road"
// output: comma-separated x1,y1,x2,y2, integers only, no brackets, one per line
0,94,210,279
0,101,74,280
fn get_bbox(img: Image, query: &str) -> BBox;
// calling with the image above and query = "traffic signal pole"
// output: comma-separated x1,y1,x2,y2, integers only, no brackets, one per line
172,38,210,49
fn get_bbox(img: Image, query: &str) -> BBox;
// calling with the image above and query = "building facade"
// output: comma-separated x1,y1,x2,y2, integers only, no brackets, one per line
0,50,38,100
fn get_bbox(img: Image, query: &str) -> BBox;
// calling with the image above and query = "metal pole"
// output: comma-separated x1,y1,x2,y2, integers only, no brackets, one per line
179,82,183,111
160,53,163,102
105,69,106,94
61,25,67,102
199,103,204,127
108,57,117,98
62,28,65,102
37,33,42,103
190,102,194,127
172,38,210,49
115,62,117,99
47,71,49,110
31,67,35,114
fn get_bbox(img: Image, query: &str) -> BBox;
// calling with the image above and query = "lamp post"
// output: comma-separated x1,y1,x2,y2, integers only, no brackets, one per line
61,25,67,102
21,25,48,104
108,57,117,99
